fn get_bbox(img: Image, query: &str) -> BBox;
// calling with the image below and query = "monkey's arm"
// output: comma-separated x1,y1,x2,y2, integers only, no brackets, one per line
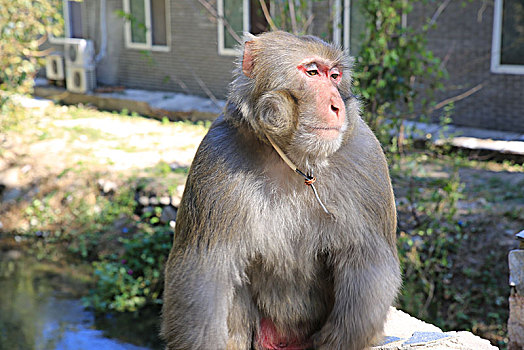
313,246,401,350
161,124,257,350
161,243,244,350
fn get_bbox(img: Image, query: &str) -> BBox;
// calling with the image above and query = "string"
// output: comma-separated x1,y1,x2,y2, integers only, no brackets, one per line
265,133,333,216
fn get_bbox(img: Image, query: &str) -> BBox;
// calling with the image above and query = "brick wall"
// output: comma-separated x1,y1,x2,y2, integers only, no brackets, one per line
411,1,524,132
116,0,236,100
45,0,524,132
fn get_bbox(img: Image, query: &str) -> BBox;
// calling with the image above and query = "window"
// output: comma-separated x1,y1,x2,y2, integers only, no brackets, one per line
491,0,524,74
217,0,269,55
49,0,84,43
123,0,170,51
332,0,365,55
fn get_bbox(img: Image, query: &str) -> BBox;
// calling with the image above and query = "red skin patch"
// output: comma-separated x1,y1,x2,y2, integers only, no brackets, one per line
257,318,313,350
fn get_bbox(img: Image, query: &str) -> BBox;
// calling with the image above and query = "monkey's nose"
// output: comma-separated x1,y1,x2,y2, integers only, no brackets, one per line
331,105,339,115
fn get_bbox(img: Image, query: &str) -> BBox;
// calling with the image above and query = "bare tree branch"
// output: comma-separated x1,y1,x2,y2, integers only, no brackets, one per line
477,0,488,22
431,83,484,111
259,0,279,31
429,0,451,26
288,0,298,35
302,14,315,34
197,0,242,44
439,40,456,70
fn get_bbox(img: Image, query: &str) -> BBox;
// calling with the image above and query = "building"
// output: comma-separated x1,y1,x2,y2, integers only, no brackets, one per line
44,0,524,132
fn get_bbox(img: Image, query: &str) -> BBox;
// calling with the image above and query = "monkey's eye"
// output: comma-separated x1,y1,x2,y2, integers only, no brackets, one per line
331,73,340,80
306,69,319,76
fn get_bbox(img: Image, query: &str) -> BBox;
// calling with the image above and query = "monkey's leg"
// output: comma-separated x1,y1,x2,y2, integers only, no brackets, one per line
226,286,259,350
313,250,401,350
162,251,244,350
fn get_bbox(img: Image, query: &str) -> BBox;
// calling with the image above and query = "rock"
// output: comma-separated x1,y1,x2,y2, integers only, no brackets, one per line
97,179,117,194
509,250,524,295
159,196,171,205
5,250,22,260
149,196,159,205
160,206,177,224
138,195,150,206
509,293,524,350
21,164,31,173
142,206,154,214
2,188,22,202
170,194,181,208
374,308,497,349
0,167,20,187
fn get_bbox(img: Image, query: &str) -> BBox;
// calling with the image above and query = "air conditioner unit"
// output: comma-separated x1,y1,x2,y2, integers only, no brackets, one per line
64,38,95,67
45,53,65,80
66,66,96,93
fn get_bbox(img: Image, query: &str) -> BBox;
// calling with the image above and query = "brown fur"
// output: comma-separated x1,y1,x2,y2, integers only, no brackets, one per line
161,31,401,350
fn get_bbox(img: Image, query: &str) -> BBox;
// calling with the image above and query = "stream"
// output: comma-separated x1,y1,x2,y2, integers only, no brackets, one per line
0,254,164,350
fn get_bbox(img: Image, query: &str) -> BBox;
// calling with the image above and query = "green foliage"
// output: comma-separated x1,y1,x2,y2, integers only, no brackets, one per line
353,0,446,150
0,0,63,130
0,0,63,96
395,165,464,321
85,209,173,312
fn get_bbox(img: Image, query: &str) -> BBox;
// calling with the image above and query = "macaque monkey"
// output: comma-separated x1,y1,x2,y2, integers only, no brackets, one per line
161,31,401,350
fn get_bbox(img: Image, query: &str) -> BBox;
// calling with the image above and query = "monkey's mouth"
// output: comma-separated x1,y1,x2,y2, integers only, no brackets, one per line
308,126,342,139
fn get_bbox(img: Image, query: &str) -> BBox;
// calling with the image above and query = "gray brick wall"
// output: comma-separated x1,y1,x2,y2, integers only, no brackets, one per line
116,0,236,100
45,0,523,132
411,0,524,132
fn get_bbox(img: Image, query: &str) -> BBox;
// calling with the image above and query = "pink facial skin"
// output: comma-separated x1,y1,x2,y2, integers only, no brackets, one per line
297,59,346,140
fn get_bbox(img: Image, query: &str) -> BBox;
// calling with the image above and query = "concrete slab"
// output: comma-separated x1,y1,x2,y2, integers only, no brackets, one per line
404,120,524,156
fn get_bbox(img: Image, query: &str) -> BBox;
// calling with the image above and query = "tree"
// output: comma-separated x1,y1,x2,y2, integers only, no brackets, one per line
0,0,63,116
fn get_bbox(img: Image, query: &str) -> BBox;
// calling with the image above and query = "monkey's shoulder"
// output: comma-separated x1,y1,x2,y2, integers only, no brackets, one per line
192,116,263,172
183,116,264,209
338,120,389,171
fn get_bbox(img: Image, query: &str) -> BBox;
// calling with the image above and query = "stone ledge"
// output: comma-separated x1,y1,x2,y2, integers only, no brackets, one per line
33,85,223,123
374,308,496,349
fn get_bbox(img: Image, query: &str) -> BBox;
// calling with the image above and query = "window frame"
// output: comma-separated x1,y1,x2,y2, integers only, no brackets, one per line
332,0,351,52
217,0,250,56
123,0,171,52
49,0,83,43
491,0,524,75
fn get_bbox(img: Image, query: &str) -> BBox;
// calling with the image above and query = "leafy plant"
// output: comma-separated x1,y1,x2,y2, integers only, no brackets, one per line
352,0,446,151
0,0,63,115
85,213,173,312
395,161,464,322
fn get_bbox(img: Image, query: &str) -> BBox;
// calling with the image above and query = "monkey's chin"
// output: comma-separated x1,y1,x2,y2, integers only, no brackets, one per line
311,127,342,140
290,130,344,165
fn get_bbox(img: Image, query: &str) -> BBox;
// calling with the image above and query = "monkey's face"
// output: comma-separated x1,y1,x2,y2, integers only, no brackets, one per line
235,31,354,163
289,57,349,159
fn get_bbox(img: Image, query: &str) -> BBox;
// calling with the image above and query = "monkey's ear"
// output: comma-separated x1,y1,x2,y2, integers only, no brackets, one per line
242,40,255,78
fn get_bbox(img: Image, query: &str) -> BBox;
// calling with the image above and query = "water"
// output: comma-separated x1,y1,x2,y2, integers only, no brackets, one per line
0,255,163,350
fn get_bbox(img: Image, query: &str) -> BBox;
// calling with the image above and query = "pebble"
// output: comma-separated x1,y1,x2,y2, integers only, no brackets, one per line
97,179,117,194
170,195,181,208
160,206,177,224
2,188,22,202
159,196,171,205
0,168,20,187
138,196,150,206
